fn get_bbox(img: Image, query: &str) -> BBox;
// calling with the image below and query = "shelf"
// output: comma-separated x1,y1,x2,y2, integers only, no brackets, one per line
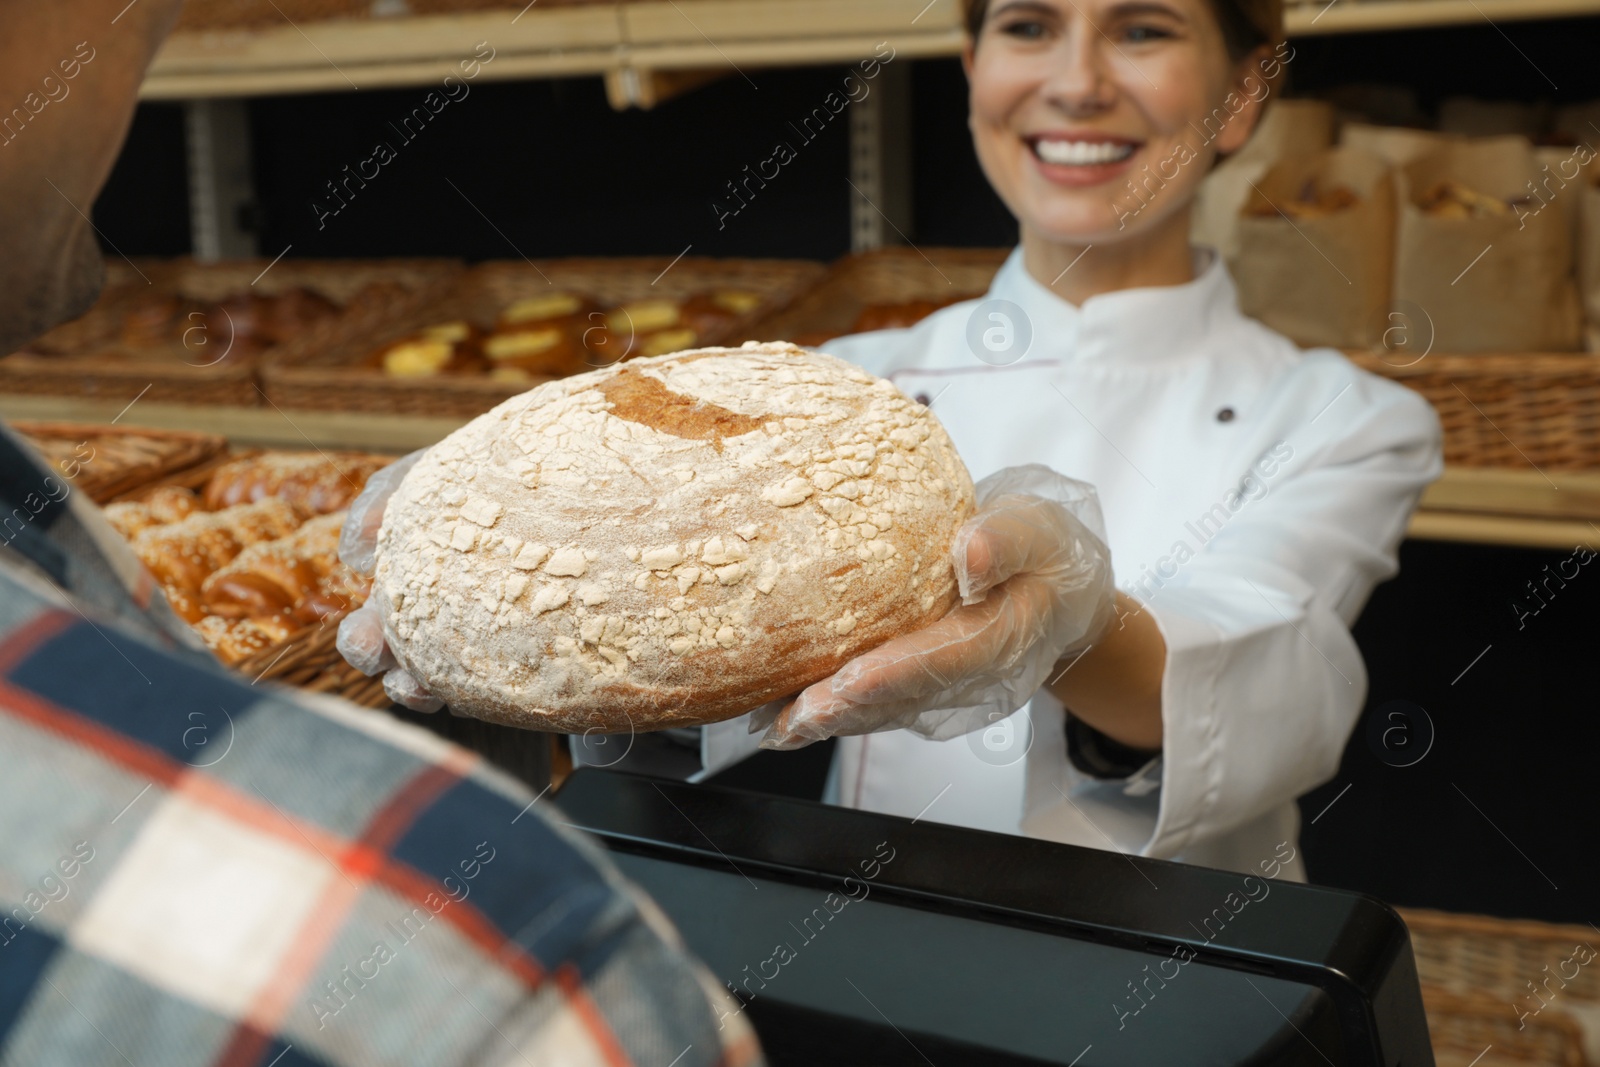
1283,0,1600,35
1411,467,1600,551
139,0,961,100
1407,509,1598,550
8,392,1598,550
139,0,1600,100
0,394,461,453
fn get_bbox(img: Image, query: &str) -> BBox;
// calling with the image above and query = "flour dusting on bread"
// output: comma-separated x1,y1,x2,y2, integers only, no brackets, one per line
373,341,975,731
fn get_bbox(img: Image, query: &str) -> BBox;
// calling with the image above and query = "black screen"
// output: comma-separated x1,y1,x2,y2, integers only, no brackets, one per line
614,852,1348,1067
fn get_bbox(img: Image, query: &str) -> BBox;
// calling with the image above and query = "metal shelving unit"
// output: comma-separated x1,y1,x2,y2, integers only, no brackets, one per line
138,0,1600,101
3,390,1592,549
139,0,960,101
104,0,1600,548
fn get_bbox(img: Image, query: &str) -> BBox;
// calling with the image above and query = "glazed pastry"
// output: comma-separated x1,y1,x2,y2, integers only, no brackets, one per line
202,294,267,352
636,327,699,359
201,513,365,624
130,500,296,599
162,585,208,625
201,287,338,351
369,321,487,377
193,614,301,666
103,501,158,540
119,293,205,349
852,300,945,333
104,465,378,671
579,321,637,365
582,300,697,364
483,322,587,378
202,452,388,516
143,485,200,524
608,298,683,335
105,486,202,543
495,291,598,332
679,290,762,337
261,287,339,343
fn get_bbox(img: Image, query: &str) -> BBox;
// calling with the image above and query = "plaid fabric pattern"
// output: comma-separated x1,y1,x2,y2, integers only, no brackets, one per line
0,424,204,657
0,423,763,1067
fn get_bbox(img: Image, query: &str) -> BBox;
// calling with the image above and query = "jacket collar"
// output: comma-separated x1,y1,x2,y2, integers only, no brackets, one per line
986,245,1240,366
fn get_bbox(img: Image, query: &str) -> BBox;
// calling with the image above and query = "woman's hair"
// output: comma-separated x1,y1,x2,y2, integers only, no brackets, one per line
961,0,1282,61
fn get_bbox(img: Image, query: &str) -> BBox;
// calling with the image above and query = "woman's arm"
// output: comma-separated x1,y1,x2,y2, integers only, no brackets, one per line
1046,592,1165,751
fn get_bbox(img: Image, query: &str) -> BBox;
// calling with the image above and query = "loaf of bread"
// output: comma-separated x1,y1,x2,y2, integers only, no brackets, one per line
372,342,975,732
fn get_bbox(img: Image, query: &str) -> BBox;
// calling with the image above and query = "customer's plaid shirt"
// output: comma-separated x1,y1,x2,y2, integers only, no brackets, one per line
0,423,763,1067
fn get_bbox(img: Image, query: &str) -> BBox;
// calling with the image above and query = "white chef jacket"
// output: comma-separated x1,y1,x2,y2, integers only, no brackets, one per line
819,247,1443,877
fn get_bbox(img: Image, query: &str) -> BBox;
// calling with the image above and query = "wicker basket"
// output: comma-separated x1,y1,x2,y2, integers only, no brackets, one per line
172,0,608,30
1,257,461,408
106,448,265,503
1348,352,1600,471
1422,987,1589,1067
174,0,372,31
1400,908,1600,1006
235,612,392,709
1399,908,1599,1066
21,260,168,358
404,0,612,10
743,246,1009,343
12,422,229,504
262,256,824,418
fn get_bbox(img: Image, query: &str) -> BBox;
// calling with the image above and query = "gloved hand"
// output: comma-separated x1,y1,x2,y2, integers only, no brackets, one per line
758,465,1116,750
335,449,444,712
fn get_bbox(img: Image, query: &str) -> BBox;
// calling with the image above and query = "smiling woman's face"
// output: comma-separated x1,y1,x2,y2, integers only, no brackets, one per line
966,0,1273,248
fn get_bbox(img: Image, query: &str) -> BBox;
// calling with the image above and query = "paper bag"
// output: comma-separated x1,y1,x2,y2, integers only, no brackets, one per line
1438,97,1548,138
1192,99,1336,260
1396,136,1583,352
1227,146,1395,349
1339,123,1457,168
1553,101,1600,146
1535,144,1590,242
1577,156,1600,350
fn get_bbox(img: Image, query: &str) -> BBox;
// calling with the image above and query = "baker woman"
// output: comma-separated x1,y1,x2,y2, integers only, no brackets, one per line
754,0,1441,878
339,0,1441,881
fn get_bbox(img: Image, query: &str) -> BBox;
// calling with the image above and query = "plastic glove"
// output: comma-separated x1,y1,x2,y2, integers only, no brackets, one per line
334,449,444,713
760,464,1116,750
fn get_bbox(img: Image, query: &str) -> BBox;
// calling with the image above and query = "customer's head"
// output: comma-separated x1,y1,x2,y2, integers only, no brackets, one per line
0,0,183,355
961,0,1285,248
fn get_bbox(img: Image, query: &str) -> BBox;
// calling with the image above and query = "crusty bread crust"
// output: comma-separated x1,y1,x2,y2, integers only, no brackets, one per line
373,342,975,732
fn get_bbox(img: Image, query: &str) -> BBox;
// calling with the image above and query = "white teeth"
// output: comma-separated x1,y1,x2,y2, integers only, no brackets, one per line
1033,139,1135,165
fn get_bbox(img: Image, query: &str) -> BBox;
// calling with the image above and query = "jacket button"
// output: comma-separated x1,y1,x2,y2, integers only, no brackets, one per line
1216,407,1235,423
